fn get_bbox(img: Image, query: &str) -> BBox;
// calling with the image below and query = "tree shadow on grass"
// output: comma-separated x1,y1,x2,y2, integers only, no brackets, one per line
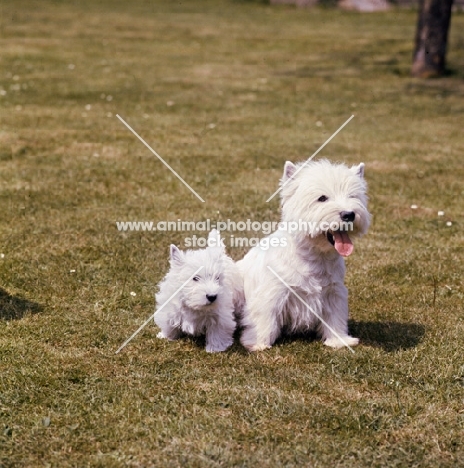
349,320,425,352
0,288,42,321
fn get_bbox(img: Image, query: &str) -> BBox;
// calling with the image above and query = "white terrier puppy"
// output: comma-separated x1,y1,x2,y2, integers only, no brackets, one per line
154,230,243,353
238,159,370,351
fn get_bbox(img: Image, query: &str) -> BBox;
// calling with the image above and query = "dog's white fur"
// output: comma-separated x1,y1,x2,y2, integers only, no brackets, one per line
238,159,370,351
154,230,243,352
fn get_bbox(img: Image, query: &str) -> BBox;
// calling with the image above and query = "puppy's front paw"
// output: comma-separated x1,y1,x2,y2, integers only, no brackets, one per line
206,336,234,353
156,331,167,339
324,336,359,349
205,344,229,353
244,342,272,352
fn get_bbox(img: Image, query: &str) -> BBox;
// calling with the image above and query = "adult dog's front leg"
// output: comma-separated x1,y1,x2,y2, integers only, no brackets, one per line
320,283,359,349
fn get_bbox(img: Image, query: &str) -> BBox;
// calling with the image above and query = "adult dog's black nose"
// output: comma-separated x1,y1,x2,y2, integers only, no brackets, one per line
206,294,217,303
340,211,355,222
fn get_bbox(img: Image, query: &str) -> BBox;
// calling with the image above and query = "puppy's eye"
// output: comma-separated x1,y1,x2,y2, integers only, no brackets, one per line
193,276,200,282
318,195,328,202
216,276,220,281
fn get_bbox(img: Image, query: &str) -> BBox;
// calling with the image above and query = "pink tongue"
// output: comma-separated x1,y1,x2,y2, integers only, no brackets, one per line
333,231,354,257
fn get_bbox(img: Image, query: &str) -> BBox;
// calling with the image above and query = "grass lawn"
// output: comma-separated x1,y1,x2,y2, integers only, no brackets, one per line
1,0,463,466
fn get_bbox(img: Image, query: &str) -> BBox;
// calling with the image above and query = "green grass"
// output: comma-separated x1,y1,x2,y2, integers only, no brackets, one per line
1,0,463,466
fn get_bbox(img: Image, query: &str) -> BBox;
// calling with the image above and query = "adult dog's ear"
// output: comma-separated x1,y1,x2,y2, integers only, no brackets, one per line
352,162,365,178
282,161,297,182
280,161,300,207
169,244,184,266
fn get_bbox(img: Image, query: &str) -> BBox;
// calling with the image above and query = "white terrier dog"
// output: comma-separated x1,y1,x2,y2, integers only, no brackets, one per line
154,230,243,353
238,159,370,351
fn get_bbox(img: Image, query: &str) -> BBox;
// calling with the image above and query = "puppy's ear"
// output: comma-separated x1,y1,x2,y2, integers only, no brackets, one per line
352,162,365,178
208,229,219,240
282,161,297,181
208,229,225,251
169,244,184,266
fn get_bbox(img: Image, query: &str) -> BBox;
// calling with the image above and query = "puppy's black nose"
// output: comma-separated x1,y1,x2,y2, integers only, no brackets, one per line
340,211,355,222
206,294,217,303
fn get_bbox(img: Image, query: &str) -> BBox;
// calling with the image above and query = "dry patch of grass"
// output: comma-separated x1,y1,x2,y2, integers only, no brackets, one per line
0,0,463,466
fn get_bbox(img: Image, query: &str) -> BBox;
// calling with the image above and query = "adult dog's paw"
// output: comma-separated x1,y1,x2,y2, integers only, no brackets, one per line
324,336,359,349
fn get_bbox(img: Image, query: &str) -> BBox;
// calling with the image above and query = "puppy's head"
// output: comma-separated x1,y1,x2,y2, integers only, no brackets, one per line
169,231,227,309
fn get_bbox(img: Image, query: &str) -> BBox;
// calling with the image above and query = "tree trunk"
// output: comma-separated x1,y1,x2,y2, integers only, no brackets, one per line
411,0,454,78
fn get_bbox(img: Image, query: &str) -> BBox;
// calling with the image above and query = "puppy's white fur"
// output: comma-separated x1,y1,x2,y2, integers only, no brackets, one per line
238,159,370,351
154,230,243,353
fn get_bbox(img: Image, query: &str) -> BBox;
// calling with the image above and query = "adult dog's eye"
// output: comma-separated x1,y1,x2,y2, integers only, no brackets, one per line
318,195,328,202
193,276,200,282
